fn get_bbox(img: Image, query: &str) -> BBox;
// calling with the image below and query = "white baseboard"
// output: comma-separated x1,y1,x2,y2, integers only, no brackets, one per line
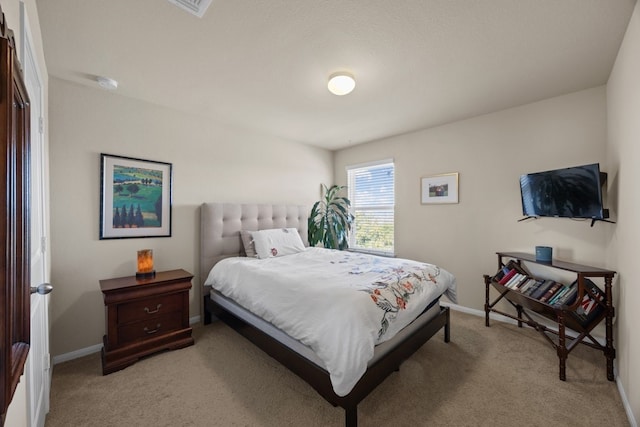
52,315,202,366
618,376,638,427
52,343,103,365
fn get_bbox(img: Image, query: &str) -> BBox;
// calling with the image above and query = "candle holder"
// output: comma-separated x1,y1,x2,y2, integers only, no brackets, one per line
136,249,156,279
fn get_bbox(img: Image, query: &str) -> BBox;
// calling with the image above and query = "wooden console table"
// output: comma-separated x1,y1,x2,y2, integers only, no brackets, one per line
484,252,615,381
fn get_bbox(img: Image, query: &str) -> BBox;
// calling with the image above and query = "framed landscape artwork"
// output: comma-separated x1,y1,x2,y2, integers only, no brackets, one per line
421,172,459,204
100,153,172,239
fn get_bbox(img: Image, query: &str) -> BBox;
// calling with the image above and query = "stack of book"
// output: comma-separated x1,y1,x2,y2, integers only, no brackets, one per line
493,265,607,326
521,279,564,302
493,265,563,302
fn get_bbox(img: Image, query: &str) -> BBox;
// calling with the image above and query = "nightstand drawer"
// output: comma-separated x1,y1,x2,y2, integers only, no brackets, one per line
118,313,182,344
118,294,183,324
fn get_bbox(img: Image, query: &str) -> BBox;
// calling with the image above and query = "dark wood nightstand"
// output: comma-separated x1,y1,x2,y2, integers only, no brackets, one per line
100,269,195,375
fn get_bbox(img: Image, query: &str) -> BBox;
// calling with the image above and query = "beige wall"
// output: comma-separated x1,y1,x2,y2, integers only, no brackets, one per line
6,0,638,425
335,86,609,311
47,77,333,356
607,2,640,424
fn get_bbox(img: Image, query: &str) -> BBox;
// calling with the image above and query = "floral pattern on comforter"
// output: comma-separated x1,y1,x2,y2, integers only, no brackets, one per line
332,251,453,340
205,247,456,396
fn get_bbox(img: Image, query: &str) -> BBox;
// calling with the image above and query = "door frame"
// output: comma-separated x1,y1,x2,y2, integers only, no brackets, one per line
20,2,50,426
0,4,32,424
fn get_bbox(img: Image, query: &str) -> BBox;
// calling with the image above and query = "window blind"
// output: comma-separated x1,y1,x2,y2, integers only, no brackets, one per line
347,161,394,253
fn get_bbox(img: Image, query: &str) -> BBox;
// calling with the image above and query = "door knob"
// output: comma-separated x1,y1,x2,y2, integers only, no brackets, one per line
31,283,53,295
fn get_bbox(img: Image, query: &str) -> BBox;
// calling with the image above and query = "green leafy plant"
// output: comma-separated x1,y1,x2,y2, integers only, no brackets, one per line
308,184,354,250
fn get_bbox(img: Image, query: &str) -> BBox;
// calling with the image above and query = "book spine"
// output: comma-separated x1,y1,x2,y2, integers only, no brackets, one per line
548,285,569,305
556,285,578,306
522,279,544,296
513,275,531,291
518,278,537,294
505,273,525,288
539,282,563,303
498,269,517,285
532,280,557,300
492,266,510,282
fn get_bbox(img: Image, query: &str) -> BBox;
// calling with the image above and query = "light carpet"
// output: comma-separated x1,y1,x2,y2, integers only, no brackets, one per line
45,310,629,426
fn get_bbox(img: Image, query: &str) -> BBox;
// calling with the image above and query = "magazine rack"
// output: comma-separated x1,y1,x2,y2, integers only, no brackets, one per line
483,252,616,381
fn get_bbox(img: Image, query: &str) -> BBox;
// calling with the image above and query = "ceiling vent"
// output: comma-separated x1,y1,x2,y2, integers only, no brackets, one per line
166,0,213,18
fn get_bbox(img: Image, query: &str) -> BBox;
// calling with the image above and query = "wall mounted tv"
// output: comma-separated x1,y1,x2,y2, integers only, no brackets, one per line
519,163,611,226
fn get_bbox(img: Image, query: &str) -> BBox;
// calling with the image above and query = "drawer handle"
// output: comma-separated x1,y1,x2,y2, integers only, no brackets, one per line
144,324,161,334
144,304,162,314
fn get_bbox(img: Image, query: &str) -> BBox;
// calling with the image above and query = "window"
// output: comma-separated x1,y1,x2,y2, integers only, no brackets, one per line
347,160,394,254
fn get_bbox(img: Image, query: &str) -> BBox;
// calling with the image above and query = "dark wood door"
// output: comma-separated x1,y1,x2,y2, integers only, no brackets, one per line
1,8,32,425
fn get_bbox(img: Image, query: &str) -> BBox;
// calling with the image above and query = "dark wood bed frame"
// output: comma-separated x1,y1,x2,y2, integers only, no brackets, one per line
199,203,451,427
204,298,449,427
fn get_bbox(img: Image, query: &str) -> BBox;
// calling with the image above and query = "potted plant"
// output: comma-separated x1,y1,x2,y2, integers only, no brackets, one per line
308,184,354,250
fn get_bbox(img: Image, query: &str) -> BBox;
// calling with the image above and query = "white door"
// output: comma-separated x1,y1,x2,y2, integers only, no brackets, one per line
21,4,51,427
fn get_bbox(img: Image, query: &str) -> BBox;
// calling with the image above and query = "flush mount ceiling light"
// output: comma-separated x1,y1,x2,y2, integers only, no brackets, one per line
96,76,118,90
328,72,356,96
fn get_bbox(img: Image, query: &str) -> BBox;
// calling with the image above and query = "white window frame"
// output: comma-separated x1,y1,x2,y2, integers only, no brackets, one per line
346,159,395,256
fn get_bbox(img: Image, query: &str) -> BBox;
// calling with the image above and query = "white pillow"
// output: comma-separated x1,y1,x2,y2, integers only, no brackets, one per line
251,228,305,259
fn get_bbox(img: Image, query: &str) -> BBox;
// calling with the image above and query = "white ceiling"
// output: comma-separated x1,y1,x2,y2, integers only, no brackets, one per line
35,0,636,150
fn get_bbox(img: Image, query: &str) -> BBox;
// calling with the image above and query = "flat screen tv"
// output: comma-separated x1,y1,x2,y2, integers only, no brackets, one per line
519,163,608,221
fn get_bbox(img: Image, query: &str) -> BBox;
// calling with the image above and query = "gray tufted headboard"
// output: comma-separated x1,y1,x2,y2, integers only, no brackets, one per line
199,203,308,292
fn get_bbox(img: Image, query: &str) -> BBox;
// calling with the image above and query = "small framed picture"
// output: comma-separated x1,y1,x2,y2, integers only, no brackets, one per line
100,153,172,239
421,172,459,204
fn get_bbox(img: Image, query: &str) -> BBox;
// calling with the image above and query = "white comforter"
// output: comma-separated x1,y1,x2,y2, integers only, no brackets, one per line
205,247,457,396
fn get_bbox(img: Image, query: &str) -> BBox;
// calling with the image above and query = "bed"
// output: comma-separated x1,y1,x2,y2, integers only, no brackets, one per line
200,203,456,426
